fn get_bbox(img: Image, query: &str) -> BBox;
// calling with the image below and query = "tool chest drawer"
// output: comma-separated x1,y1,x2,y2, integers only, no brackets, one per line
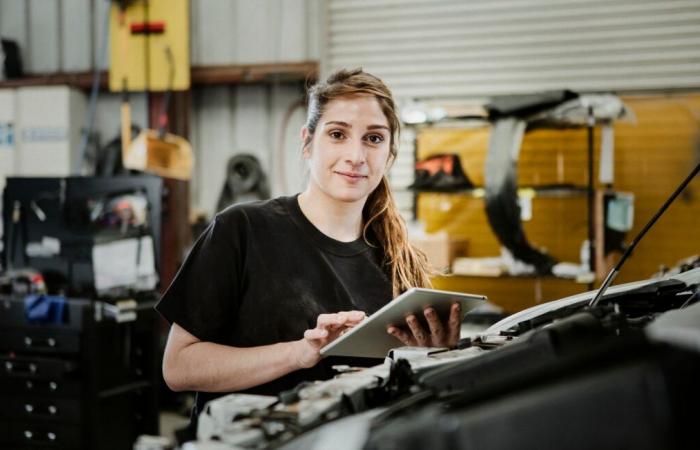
0,295,89,330
0,419,81,449
0,377,81,397
0,293,159,449
0,395,82,423
1,354,79,380
0,329,81,355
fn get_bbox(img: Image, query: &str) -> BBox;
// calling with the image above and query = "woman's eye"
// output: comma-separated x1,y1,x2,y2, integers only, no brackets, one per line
366,134,384,144
329,130,345,140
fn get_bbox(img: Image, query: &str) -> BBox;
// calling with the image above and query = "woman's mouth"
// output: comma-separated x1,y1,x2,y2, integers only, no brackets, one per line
335,171,368,182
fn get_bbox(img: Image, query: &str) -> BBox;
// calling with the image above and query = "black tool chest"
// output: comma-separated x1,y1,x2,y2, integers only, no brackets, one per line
0,294,159,449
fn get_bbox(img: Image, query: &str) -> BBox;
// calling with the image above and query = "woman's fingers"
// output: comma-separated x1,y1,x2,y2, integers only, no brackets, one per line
341,311,366,328
307,311,367,348
385,306,463,350
387,326,414,346
298,311,368,370
447,302,462,346
316,311,366,330
405,314,429,346
424,308,445,343
304,328,328,341
316,313,343,329
346,310,367,323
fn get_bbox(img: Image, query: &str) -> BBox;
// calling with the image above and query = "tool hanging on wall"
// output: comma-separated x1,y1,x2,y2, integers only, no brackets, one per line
216,154,271,213
124,44,193,180
110,0,193,180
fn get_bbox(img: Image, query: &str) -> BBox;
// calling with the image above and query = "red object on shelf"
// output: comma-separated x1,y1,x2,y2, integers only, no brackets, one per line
130,21,166,35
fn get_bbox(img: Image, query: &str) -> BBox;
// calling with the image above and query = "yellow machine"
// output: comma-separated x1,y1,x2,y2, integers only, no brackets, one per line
109,0,190,92
109,0,193,181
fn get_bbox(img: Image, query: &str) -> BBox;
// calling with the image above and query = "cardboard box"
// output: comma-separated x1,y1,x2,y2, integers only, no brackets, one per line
409,231,468,272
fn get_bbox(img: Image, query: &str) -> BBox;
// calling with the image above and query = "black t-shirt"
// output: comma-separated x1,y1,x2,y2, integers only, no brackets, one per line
155,194,393,417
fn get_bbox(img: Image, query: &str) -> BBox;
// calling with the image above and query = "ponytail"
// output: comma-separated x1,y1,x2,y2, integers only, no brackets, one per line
363,177,432,297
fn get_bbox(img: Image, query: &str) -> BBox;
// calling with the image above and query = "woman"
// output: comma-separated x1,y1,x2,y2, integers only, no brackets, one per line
157,68,462,424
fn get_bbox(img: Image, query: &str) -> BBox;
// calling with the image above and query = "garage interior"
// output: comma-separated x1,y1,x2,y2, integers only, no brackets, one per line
1,1,699,449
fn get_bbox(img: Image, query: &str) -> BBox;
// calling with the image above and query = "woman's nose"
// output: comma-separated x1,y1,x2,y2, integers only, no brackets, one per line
344,140,366,166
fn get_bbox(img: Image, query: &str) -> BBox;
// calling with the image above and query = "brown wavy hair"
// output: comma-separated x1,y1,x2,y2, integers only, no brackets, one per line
304,68,431,296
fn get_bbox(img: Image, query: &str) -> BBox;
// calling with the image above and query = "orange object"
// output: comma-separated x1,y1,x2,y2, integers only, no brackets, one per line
123,129,193,180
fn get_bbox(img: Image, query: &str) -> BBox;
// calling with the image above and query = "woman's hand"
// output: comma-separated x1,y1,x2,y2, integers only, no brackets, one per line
386,302,461,348
292,310,367,369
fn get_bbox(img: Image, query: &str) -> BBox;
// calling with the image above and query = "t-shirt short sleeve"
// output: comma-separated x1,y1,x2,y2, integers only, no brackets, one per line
155,209,246,342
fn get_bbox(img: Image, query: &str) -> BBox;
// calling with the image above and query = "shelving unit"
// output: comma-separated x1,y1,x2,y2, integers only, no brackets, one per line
0,62,319,90
411,105,628,310
415,186,588,199
416,187,606,280
411,94,627,302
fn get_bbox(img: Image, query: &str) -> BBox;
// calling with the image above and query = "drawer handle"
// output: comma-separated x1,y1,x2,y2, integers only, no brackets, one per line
5,361,37,375
24,403,58,415
23,429,57,443
24,380,59,392
24,336,57,348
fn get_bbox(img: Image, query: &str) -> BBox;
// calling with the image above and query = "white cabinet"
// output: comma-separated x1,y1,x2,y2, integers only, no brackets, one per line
15,86,87,177
0,88,16,192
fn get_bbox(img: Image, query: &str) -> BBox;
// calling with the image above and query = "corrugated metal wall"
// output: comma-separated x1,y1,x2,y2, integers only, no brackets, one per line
325,0,700,216
189,83,308,217
191,0,321,65
326,0,700,98
0,0,320,216
0,0,322,73
188,0,320,215
0,0,105,73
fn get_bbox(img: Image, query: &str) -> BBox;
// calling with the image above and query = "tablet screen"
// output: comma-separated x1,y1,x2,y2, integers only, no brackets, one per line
320,288,487,358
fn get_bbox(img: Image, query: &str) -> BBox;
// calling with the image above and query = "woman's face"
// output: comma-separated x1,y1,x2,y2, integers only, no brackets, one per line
302,94,393,205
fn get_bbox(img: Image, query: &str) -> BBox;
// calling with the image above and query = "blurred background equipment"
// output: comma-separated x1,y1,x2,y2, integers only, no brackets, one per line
0,175,162,449
216,153,270,213
409,153,474,192
0,38,23,80
123,128,193,181
0,292,160,449
0,268,46,296
2,176,162,299
9,86,87,177
94,126,142,177
111,0,193,182
483,91,629,277
109,0,190,92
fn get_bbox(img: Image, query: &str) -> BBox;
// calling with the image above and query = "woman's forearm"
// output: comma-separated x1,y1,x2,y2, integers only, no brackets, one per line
164,337,303,393
177,340,302,392
162,311,366,393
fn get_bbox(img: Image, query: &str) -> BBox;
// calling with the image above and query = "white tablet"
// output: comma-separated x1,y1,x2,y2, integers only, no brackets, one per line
320,288,487,359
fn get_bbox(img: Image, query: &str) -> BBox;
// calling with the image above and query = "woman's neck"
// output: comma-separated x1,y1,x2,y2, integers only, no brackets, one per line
297,188,365,243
